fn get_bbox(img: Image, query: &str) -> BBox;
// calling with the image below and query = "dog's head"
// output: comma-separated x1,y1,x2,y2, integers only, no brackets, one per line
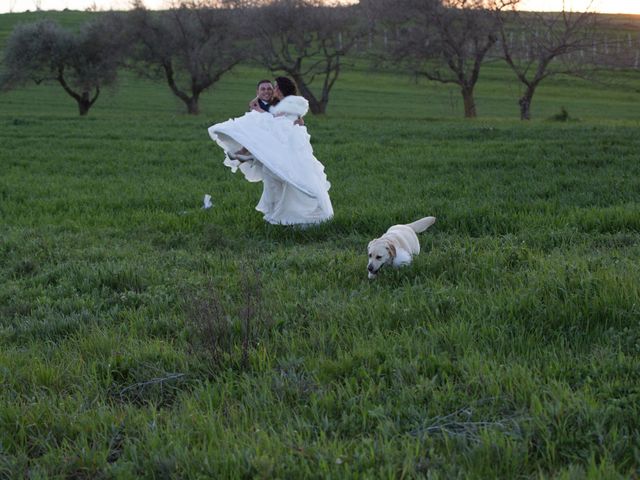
367,238,396,279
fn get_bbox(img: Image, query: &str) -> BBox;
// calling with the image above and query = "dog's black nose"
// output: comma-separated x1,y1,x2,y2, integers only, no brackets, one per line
367,264,374,272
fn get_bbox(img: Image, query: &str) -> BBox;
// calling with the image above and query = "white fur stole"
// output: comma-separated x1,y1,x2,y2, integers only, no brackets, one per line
271,95,309,118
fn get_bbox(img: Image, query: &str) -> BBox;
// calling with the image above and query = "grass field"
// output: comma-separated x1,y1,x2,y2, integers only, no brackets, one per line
2,10,640,478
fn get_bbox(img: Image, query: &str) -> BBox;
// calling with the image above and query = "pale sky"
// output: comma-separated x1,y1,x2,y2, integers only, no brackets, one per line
1,0,639,14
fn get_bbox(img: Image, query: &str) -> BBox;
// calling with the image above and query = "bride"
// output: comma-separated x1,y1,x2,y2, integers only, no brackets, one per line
207,77,334,226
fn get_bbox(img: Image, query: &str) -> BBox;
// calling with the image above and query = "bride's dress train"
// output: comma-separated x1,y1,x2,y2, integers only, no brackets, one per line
208,96,333,225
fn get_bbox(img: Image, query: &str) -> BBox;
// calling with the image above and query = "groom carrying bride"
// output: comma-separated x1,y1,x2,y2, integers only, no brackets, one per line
207,76,333,226
249,79,304,126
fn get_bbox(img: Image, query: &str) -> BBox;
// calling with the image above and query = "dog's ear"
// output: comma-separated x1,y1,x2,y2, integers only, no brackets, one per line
386,241,396,260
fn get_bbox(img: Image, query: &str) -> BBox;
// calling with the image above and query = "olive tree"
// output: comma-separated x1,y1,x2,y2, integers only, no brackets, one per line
497,8,598,120
126,3,244,115
1,16,125,115
248,0,364,115
392,0,519,118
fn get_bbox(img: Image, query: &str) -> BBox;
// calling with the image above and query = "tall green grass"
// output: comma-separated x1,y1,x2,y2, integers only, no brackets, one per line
1,11,640,478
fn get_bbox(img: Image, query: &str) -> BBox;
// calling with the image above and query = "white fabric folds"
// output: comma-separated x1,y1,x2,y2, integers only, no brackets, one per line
208,95,333,226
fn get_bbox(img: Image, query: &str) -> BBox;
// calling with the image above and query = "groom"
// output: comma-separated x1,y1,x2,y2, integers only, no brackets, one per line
249,79,274,112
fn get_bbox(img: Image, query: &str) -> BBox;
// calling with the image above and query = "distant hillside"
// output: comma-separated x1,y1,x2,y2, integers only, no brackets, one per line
1,8,639,51
0,10,99,48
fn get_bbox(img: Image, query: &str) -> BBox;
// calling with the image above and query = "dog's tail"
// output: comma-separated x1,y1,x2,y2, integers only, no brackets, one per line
407,216,436,233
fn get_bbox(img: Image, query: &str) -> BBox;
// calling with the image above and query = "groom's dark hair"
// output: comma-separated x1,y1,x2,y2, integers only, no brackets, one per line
275,77,297,97
257,79,272,88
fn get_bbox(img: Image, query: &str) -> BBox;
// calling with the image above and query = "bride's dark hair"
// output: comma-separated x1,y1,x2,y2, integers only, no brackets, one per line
275,77,297,97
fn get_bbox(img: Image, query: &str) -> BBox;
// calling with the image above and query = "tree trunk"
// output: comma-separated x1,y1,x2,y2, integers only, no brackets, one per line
163,62,200,115
77,91,92,116
295,79,326,115
461,87,476,118
518,96,531,120
174,94,199,115
186,96,199,115
58,72,98,116
77,99,91,116
519,86,535,120
307,97,326,115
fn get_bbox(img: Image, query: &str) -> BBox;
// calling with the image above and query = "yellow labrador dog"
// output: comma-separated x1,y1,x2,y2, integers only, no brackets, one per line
367,216,436,279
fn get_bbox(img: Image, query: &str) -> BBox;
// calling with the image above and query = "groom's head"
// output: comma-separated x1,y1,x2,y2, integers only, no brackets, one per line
256,80,274,103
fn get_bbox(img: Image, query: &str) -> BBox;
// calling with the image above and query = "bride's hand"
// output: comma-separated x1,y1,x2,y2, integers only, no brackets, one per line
249,97,263,112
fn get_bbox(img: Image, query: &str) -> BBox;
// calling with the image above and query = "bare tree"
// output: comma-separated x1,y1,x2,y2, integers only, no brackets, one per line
380,0,514,118
248,0,364,115
127,2,244,115
497,7,598,120
0,16,125,115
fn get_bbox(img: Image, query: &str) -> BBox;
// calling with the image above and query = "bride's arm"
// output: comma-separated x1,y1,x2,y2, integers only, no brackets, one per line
273,111,304,126
271,98,306,125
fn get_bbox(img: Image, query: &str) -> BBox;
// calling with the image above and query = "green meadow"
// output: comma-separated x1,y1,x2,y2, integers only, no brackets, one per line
2,10,640,478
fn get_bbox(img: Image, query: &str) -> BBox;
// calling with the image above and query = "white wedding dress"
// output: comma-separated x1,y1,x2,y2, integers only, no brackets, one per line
208,96,333,226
